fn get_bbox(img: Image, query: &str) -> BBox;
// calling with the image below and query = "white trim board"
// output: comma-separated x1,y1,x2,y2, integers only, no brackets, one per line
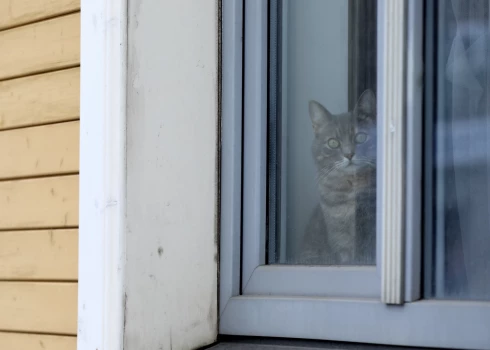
78,1,127,350
79,1,220,350
123,1,219,349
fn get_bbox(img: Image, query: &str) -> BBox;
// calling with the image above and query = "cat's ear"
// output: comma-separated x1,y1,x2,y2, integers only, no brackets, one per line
354,89,376,120
309,100,333,132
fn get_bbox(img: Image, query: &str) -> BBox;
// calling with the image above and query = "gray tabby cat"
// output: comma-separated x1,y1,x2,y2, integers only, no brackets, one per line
299,90,377,265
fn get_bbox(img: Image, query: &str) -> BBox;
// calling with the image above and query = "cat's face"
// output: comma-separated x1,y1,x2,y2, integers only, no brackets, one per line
309,90,376,180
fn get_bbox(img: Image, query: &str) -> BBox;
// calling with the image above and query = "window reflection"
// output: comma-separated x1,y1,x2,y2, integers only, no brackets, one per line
428,0,490,300
268,0,377,265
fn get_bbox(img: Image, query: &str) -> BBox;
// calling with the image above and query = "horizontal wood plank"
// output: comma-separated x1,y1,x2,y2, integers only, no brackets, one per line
0,175,79,229
0,13,80,81
0,0,79,31
0,68,80,130
0,332,76,350
0,229,78,280
0,121,80,180
0,282,77,334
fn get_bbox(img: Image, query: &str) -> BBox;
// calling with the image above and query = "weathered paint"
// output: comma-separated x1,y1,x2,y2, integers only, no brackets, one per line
125,0,219,349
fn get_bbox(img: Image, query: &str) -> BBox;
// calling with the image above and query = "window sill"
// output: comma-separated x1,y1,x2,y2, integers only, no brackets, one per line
206,337,431,350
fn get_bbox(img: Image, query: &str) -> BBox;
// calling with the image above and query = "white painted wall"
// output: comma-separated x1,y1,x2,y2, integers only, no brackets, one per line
124,0,218,349
282,0,349,260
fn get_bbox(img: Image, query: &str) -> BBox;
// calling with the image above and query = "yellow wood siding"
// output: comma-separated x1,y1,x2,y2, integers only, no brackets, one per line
0,5,79,346
0,332,76,350
0,282,77,334
0,0,80,31
0,121,79,179
0,13,80,80
0,175,79,229
0,229,78,280
0,68,79,130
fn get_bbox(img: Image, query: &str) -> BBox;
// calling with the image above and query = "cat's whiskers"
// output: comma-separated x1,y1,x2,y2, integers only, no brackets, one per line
354,157,376,167
316,160,345,183
338,158,350,168
318,161,342,176
324,161,345,174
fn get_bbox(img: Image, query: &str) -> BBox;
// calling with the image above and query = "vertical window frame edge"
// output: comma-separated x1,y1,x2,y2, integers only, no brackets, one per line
379,0,408,305
404,0,424,303
241,0,268,291
219,0,244,318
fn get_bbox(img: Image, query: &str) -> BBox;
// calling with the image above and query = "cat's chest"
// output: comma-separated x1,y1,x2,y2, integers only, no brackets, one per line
319,177,358,199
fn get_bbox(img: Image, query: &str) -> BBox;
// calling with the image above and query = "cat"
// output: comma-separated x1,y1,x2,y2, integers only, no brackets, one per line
299,90,377,265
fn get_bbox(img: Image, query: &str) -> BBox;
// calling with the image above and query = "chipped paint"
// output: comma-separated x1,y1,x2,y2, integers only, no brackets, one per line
124,0,219,349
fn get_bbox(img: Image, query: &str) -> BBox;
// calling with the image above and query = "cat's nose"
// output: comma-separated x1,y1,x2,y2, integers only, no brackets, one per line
344,152,354,160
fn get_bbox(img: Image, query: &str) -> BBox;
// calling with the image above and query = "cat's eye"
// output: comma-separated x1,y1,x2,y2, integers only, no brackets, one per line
327,138,340,149
354,132,368,144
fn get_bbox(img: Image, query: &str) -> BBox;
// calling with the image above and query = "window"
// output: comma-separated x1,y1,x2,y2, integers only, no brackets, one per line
425,0,490,302
268,0,378,267
220,1,490,349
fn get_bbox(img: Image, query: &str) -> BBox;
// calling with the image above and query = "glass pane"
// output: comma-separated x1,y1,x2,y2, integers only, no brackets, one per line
268,0,378,265
425,0,490,300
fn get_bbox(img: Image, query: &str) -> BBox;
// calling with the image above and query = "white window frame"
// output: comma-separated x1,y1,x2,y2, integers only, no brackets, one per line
219,1,490,349
241,0,381,299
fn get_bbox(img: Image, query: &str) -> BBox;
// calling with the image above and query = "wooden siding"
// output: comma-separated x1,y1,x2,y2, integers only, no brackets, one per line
0,282,77,334
0,68,80,130
0,13,80,81
0,5,80,344
0,0,80,31
0,229,78,280
0,175,79,230
0,332,76,350
0,121,79,179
